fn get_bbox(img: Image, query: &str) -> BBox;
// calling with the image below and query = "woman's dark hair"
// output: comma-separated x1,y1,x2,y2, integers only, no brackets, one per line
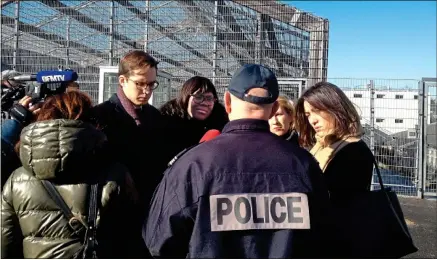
161,76,219,119
295,82,363,148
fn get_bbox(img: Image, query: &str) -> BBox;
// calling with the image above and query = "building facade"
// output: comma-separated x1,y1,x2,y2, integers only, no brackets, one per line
343,88,431,134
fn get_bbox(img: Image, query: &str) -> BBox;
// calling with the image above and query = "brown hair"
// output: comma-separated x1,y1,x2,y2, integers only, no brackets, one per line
36,91,93,121
15,91,94,153
118,50,159,77
276,95,296,130
295,82,363,148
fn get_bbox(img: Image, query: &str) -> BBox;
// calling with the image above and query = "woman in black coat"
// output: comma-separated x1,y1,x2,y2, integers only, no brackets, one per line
294,82,374,258
295,82,374,198
160,76,229,163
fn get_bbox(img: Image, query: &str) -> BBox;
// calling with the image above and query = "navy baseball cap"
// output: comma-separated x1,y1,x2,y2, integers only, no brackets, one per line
228,64,279,105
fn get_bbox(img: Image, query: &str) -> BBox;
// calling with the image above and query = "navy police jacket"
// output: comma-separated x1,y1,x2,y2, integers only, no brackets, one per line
144,119,331,258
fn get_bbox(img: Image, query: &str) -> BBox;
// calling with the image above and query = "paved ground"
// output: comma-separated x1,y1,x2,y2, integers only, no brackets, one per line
400,197,436,259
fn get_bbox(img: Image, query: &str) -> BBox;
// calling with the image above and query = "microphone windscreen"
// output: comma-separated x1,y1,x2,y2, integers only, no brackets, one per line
36,70,78,83
199,129,221,143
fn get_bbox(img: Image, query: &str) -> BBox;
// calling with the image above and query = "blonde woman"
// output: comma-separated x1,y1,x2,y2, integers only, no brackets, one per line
268,95,299,145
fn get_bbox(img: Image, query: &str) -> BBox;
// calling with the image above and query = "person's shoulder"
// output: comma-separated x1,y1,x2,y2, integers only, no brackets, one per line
166,140,215,173
93,98,117,115
290,144,320,169
342,140,372,155
335,140,374,162
7,166,36,184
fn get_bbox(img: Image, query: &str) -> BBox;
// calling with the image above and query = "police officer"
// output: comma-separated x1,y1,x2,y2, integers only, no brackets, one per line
144,64,331,258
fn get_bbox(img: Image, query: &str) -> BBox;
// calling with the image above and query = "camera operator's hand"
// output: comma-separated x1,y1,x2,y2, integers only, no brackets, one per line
9,96,41,126
20,96,42,115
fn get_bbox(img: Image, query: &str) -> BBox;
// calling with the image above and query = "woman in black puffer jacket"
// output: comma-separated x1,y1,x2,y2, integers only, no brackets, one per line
1,91,144,258
160,76,229,163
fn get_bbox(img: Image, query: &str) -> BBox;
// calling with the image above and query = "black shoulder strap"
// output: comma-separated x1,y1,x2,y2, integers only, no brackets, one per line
41,180,86,233
41,180,99,243
42,180,100,258
82,183,99,258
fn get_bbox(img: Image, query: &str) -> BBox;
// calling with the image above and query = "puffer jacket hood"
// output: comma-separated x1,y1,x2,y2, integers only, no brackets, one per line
19,119,107,180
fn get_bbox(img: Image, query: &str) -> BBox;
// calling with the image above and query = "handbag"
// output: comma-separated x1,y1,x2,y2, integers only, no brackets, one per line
41,180,99,259
329,157,418,258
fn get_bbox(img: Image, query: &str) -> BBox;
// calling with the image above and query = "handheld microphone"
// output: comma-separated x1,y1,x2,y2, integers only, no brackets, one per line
199,129,221,143
12,70,78,83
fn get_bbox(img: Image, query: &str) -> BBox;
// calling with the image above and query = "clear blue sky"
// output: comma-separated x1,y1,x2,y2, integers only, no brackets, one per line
283,1,436,79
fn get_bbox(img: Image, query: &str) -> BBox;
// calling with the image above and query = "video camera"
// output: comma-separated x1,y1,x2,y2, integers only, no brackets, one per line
1,69,79,112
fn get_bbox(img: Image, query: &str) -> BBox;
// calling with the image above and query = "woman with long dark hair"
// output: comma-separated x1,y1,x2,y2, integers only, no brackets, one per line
295,82,374,257
295,82,373,197
160,76,229,161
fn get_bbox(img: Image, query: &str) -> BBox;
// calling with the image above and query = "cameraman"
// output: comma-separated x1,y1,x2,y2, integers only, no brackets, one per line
1,95,41,189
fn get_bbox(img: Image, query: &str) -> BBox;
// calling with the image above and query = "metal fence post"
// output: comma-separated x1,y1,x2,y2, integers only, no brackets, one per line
12,0,20,70
109,0,114,66
144,0,150,53
66,17,70,68
369,80,376,190
212,0,218,85
369,80,375,155
417,81,425,198
422,81,429,197
255,12,262,64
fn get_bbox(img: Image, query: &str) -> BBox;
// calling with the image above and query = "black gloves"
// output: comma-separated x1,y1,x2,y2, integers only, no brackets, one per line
9,103,33,126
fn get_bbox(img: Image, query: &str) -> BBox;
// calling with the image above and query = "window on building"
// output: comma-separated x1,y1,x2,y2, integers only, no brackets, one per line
353,94,363,98
395,119,404,123
376,118,384,123
376,94,385,98
414,95,418,99
395,95,404,99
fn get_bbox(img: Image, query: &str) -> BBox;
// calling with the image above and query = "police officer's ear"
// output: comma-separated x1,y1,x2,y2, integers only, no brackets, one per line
268,101,279,119
224,91,232,114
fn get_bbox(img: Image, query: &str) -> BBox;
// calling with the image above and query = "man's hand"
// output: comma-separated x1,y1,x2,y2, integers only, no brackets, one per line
9,96,42,126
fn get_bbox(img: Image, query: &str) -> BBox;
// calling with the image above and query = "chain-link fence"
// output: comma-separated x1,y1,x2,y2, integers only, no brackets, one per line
1,1,435,198
1,0,328,105
329,78,436,197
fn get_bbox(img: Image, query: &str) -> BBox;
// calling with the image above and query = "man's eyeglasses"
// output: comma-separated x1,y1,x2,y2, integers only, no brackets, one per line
190,94,217,104
127,78,159,91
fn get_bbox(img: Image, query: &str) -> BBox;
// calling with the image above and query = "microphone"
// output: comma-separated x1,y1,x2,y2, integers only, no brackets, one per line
11,74,36,81
199,129,221,143
12,70,78,84
36,70,78,83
